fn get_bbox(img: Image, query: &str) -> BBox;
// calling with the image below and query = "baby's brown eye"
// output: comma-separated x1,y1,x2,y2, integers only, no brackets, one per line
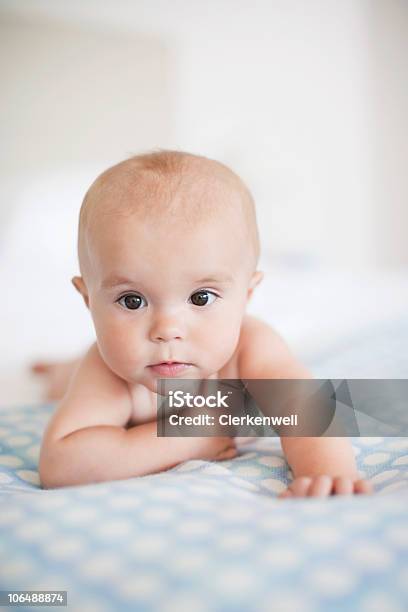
190,291,217,306
118,294,145,310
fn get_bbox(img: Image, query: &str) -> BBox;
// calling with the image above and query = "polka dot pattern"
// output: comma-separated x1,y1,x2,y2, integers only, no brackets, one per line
0,405,407,610
363,452,391,466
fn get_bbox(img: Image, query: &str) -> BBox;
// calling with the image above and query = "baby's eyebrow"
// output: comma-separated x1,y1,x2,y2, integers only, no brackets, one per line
194,275,234,285
101,275,139,289
101,273,234,290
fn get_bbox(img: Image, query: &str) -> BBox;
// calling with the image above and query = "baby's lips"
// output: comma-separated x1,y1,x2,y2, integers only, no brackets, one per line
149,360,189,366
148,362,193,377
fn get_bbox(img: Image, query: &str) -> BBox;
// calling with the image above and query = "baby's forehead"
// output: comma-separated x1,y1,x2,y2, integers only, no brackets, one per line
85,159,242,223
86,212,251,294
86,205,250,287
90,198,244,262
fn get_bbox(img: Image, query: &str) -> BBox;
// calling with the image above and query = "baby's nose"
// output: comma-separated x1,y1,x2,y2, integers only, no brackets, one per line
149,314,184,342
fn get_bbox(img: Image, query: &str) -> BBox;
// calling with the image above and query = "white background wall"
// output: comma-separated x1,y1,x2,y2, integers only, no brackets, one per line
0,0,407,402
1,0,407,269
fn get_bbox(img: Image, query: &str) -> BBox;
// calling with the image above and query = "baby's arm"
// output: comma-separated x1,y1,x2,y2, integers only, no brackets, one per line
238,316,373,497
279,436,371,497
39,343,235,488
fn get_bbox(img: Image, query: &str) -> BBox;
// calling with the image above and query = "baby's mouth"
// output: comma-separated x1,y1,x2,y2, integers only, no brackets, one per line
147,362,193,376
150,361,190,366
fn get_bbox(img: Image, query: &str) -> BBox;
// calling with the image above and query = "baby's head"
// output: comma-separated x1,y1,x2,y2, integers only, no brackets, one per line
73,150,263,392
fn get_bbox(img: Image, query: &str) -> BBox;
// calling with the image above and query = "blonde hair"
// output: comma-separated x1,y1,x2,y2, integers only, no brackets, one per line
78,149,260,278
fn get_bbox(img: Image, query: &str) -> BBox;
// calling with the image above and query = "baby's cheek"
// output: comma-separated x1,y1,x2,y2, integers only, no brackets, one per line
200,319,241,365
95,323,144,375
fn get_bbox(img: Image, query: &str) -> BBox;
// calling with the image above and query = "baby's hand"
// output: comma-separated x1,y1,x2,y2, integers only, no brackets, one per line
191,436,238,462
278,475,373,499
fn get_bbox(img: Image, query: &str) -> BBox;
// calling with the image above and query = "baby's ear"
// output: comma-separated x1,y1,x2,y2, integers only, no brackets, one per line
71,276,90,309
247,270,264,301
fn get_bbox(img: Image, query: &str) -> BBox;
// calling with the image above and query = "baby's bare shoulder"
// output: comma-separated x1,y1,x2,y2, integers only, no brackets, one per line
237,315,309,378
42,342,133,443
238,314,284,346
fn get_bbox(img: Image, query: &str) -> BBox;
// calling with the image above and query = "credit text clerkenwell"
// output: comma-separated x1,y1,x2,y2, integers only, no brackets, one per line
168,414,299,427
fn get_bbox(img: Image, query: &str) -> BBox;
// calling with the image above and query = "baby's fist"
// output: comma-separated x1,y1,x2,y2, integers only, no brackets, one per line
278,475,373,499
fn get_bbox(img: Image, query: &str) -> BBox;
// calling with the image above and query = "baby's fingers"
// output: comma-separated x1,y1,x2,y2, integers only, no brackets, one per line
354,479,374,495
278,488,293,499
279,476,374,499
216,446,238,461
332,476,354,496
307,475,333,497
278,476,312,498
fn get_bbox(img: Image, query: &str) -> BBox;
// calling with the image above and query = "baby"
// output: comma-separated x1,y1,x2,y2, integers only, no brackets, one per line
37,150,372,497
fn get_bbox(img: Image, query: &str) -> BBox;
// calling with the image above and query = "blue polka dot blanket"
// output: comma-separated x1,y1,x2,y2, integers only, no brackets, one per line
1,318,408,612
